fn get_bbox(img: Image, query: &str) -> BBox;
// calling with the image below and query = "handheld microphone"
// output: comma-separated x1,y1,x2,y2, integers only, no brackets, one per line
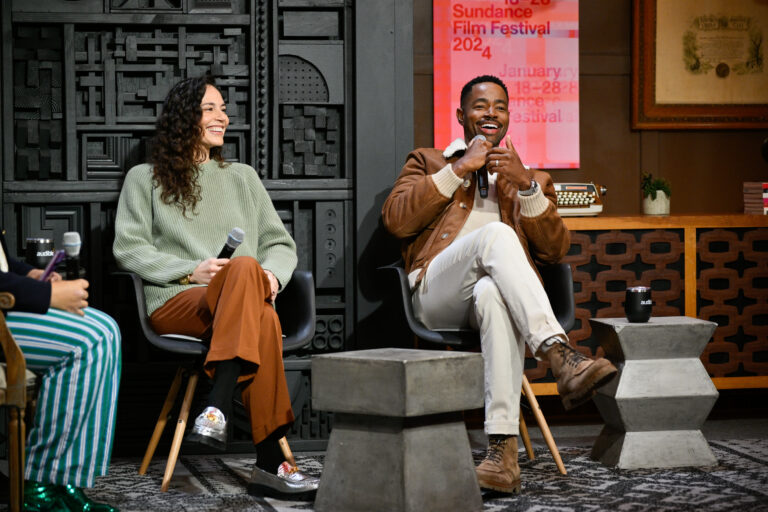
62,231,82,280
472,134,489,198
217,227,245,259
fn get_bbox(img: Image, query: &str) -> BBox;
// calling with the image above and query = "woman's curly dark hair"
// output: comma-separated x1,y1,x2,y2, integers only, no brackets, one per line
150,75,226,216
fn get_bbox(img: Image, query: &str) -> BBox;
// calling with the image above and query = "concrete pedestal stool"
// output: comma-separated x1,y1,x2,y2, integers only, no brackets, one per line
589,316,719,469
312,348,484,512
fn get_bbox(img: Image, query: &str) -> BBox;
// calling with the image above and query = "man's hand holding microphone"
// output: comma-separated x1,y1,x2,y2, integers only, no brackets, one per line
451,134,492,182
452,134,534,194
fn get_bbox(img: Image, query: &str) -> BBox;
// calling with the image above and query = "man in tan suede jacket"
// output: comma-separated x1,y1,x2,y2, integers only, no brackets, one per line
382,75,617,494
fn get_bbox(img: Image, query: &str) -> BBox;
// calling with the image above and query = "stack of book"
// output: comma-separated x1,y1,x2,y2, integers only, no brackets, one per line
743,182,768,214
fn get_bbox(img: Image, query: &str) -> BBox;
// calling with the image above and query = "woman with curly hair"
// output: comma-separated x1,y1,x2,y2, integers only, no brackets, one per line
113,75,318,499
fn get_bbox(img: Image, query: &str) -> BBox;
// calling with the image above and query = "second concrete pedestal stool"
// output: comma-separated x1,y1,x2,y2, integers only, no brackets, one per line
312,348,484,512
589,316,719,470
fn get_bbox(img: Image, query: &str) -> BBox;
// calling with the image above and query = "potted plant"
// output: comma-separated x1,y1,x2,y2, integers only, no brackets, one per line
641,172,671,215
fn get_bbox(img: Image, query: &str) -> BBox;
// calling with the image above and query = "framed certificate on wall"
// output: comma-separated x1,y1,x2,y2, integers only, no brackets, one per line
633,0,768,129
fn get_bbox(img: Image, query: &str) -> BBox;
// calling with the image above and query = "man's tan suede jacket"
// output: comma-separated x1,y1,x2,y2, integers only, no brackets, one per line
382,147,570,287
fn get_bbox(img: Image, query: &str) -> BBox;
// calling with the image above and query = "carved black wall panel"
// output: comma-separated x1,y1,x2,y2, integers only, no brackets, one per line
279,57,329,103
284,361,332,451
188,0,237,14
315,201,344,288
11,0,103,13
106,0,242,13
3,0,355,451
110,0,184,12
279,43,344,104
73,27,249,125
12,25,64,181
81,132,148,180
280,105,341,178
19,205,86,247
313,314,344,352
282,9,339,38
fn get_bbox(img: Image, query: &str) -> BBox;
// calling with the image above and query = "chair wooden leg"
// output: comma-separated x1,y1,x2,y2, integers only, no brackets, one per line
518,408,535,461
8,407,25,512
278,436,297,468
521,375,567,475
161,371,199,492
139,367,184,475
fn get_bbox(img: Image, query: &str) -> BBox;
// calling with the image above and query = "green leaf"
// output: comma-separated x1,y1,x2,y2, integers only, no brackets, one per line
641,172,671,198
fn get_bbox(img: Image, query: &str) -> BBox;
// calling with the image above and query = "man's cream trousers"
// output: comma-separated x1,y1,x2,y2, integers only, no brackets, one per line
413,222,565,435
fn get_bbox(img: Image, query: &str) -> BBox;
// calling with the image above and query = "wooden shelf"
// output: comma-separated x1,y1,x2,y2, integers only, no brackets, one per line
564,213,768,318
564,213,768,230
558,214,768,391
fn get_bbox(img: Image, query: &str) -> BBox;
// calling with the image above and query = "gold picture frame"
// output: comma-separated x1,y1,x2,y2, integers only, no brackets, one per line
632,0,768,129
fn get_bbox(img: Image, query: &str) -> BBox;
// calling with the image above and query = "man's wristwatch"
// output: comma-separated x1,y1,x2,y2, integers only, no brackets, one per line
178,274,192,285
519,179,539,196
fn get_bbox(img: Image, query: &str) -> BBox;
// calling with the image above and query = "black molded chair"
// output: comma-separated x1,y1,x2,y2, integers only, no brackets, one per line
379,260,575,475
117,269,315,491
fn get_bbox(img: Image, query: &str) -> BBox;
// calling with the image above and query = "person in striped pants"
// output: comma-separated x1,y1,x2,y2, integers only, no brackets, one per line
1,233,121,512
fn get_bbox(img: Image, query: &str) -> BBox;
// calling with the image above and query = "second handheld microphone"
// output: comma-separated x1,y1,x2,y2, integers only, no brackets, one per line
218,227,245,259
62,231,82,280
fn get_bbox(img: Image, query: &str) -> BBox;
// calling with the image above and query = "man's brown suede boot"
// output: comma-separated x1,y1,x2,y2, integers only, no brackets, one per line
475,435,522,494
547,342,618,410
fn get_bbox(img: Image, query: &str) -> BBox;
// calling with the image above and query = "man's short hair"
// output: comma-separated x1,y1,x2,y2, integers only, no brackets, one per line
459,75,509,107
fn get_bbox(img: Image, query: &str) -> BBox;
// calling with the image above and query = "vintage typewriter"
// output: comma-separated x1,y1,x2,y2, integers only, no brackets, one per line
554,183,606,217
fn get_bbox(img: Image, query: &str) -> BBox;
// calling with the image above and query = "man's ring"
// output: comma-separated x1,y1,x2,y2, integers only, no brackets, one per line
495,159,499,167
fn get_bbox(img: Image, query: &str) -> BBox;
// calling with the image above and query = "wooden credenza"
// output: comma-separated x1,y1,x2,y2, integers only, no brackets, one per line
528,214,768,394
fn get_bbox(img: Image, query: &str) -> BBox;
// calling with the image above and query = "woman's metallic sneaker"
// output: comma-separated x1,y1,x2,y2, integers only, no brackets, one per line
185,406,227,451
247,461,319,501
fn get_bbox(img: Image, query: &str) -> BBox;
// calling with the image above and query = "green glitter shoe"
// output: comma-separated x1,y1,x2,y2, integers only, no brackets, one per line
22,481,69,512
58,485,118,512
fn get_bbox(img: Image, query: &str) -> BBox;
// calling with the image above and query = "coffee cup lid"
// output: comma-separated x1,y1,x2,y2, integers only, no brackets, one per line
627,286,650,292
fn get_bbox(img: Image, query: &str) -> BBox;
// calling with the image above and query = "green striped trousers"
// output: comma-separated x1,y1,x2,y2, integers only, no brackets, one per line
6,307,121,488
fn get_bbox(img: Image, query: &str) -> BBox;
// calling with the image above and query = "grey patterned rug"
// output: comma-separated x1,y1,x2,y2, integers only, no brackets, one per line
19,438,768,511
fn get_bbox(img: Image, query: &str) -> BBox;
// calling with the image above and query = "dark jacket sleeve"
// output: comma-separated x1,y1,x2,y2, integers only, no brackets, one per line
0,233,51,314
0,271,51,314
8,255,34,277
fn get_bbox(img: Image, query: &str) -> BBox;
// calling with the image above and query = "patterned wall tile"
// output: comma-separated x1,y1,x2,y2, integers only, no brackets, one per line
698,228,768,377
526,229,685,383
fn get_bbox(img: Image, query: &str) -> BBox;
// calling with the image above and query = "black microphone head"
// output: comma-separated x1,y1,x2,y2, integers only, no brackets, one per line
62,232,81,257
226,227,245,249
